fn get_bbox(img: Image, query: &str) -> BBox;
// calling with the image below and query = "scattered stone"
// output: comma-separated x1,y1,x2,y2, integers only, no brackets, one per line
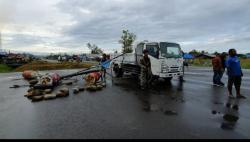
44,89,53,94
79,87,85,92
56,88,69,97
32,96,44,102
73,88,80,94
223,114,239,122
26,92,34,99
44,94,57,100
27,88,33,93
64,81,73,85
32,89,44,96
60,88,69,96
212,110,217,115
164,110,178,116
96,85,103,90
87,85,97,91
56,91,64,97
29,79,38,85
101,83,106,88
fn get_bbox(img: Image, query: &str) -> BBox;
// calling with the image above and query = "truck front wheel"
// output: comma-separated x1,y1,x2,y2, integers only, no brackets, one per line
164,77,173,82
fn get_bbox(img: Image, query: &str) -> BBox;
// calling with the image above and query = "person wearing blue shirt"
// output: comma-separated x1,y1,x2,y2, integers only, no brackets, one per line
100,54,107,82
226,49,246,99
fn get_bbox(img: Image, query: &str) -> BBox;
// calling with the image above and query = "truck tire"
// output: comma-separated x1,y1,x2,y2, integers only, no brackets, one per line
164,77,173,82
113,64,123,78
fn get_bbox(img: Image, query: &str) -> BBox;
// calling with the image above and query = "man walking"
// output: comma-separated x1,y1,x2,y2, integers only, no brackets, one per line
140,49,152,90
212,53,224,86
226,49,246,99
219,52,227,85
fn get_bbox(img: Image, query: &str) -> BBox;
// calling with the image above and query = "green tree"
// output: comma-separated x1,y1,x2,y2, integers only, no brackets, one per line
87,43,103,54
119,30,136,53
189,49,199,56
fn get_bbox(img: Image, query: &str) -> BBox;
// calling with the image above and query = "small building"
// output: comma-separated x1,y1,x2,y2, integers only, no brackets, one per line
246,53,250,58
195,53,215,59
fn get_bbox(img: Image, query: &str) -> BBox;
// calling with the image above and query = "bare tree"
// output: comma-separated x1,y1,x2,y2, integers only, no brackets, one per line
87,43,103,54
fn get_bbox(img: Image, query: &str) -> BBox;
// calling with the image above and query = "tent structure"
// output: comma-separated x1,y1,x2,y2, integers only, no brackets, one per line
183,53,194,59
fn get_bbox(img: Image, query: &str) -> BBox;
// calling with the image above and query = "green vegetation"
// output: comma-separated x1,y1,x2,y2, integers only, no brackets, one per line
240,59,250,69
191,59,250,69
0,64,14,73
15,61,98,72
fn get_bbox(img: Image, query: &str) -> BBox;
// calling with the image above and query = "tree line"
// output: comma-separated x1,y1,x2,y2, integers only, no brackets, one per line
87,30,136,54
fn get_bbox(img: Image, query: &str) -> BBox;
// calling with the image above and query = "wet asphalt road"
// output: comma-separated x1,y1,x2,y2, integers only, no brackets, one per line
0,67,250,139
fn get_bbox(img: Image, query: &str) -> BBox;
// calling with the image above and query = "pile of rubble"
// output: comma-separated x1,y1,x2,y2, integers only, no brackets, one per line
19,70,107,103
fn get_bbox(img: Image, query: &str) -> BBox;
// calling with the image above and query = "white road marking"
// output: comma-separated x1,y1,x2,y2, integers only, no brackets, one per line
185,79,250,90
185,72,250,80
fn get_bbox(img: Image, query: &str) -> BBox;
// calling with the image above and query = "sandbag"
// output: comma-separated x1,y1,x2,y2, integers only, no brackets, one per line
44,94,57,100
32,96,44,102
44,89,53,94
96,85,103,90
22,70,38,80
79,87,85,92
29,79,38,85
56,88,69,97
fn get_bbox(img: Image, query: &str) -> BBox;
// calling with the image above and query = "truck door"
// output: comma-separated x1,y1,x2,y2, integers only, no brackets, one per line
135,43,144,64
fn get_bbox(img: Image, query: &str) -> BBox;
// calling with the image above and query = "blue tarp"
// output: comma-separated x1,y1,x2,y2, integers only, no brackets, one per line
183,53,194,59
101,60,112,69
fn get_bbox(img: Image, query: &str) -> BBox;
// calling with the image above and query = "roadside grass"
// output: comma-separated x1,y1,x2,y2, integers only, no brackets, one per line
0,64,14,73
191,58,250,69
15,61,98,72
241,59,250,69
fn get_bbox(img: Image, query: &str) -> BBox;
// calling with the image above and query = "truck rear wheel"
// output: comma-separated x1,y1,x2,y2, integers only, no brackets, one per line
113,64,123,78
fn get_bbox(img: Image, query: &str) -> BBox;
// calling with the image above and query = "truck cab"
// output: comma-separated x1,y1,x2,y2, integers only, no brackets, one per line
112,41,184,81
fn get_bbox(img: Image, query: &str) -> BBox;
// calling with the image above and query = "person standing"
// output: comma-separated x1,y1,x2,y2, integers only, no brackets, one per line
100,54,107,82
212,53,223,86
226,49,246,99
140,49,152,90
219,52,227,85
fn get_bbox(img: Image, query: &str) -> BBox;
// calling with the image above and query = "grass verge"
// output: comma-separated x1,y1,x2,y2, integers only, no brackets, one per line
0,64,14,73
191,59,250,69
15,61,98,72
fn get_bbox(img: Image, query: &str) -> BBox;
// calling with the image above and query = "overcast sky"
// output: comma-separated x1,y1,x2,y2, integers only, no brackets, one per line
0,0,250,54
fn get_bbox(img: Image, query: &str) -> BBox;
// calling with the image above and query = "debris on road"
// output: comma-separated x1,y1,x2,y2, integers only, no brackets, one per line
73,87,80,94
223,114,239,122
31,96,44,102
221,122,235,130
44,94,57,100
164,110,178,116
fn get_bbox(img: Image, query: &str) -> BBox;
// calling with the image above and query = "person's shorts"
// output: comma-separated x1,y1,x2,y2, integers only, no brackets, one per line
228,76,242,88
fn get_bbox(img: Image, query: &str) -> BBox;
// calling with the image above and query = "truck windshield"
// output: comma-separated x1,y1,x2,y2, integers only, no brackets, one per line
160,43,182,58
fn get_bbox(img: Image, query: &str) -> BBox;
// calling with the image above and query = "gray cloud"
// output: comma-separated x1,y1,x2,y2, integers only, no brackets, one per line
1,0,250,54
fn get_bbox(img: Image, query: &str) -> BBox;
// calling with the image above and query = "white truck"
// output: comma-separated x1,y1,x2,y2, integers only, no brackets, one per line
111,41,184,82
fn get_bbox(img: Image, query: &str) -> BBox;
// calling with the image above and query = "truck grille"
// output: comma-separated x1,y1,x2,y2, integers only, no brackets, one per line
170,67,179,72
